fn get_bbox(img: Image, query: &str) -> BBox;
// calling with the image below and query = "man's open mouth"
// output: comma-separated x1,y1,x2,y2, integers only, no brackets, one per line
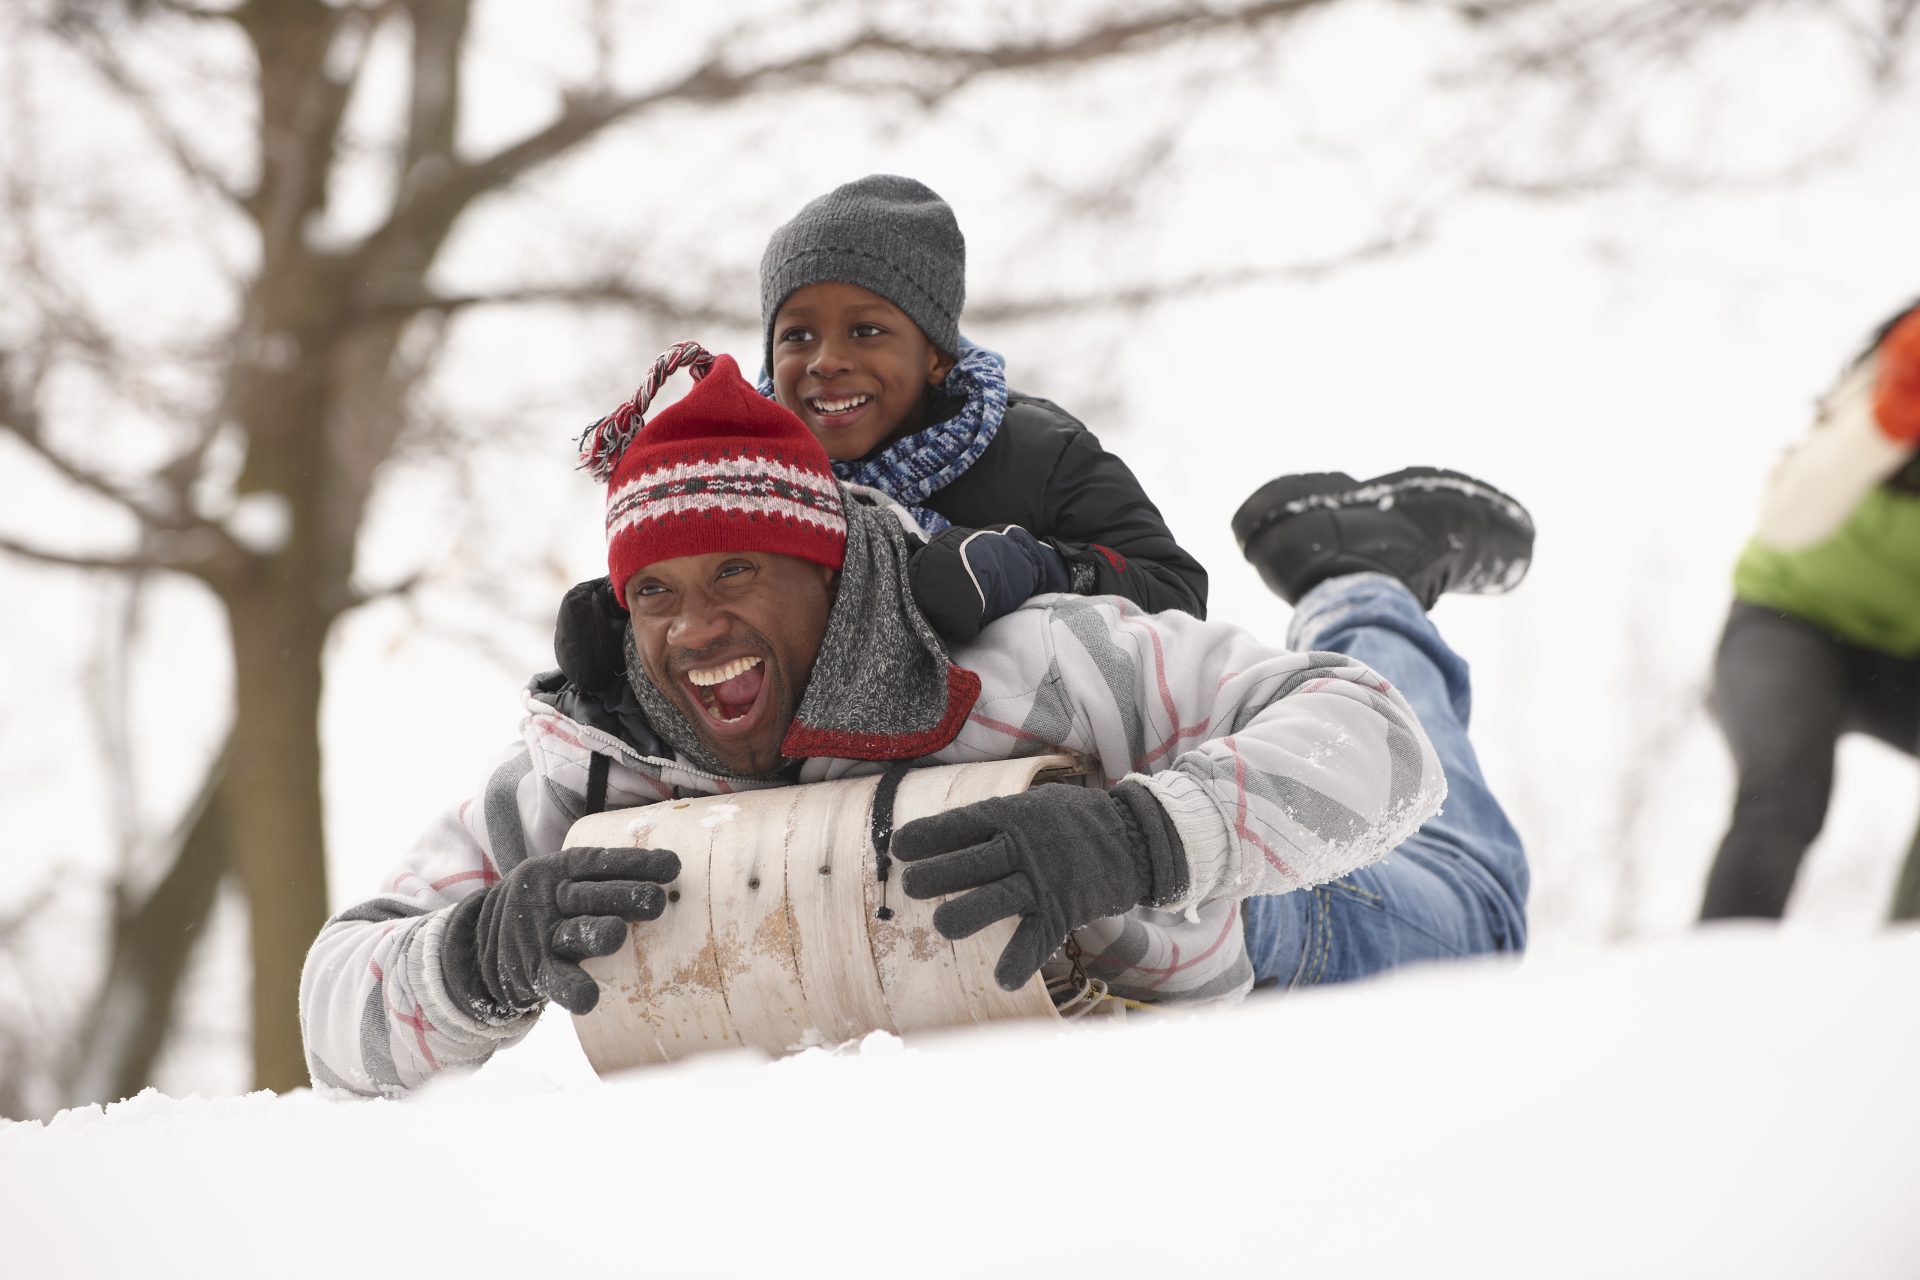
806,393,872,419
684,655,767,726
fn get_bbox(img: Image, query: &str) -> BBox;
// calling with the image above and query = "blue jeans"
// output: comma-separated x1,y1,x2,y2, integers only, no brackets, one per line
1241,573,1530,986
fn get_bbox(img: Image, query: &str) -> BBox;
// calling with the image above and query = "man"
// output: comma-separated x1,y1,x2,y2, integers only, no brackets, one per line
299,345,1532,1097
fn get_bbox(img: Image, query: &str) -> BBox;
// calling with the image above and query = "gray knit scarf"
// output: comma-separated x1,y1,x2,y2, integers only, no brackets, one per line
623,487,980,781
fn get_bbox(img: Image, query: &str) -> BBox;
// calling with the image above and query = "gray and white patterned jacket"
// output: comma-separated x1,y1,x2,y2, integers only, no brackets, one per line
299,594,1444,1097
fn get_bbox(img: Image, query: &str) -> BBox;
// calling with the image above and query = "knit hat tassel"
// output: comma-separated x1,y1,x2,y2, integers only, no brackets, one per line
577,341,716,482
592,340,848,593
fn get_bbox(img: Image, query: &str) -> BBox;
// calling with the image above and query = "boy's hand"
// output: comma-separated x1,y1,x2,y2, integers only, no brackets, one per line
1874,308,1920,445
440,846,680,1018
909,524,1073,643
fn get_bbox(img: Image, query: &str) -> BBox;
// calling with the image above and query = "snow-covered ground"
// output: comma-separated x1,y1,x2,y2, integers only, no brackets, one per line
4,13,1920,1275
6,928,1915,1279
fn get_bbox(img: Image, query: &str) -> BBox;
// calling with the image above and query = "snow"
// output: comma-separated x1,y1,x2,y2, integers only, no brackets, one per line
701,802,742,828
5,929,1916,1279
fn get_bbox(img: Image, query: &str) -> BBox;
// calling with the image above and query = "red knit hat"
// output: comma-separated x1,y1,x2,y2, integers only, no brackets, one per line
579,342,847,595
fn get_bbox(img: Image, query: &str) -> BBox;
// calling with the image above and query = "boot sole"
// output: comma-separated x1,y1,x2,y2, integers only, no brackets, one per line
1232,466,1533,549
1230,472,1357,548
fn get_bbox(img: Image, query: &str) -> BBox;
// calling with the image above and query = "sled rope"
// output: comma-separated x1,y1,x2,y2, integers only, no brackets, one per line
1048,937,1158,1017
867,761,914,920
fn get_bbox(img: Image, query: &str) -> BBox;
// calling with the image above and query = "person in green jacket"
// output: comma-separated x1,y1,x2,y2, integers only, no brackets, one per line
1703,299,1920,920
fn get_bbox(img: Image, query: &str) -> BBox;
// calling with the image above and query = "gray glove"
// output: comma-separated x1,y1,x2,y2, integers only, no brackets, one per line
893,781,1188,991
440,846,680,1018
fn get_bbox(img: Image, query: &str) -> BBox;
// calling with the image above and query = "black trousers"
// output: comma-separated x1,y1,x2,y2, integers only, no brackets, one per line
1701,602,1920,920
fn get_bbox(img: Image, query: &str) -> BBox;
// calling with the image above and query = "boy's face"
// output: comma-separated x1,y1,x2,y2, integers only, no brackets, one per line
770,281,957,462
624,550,838,777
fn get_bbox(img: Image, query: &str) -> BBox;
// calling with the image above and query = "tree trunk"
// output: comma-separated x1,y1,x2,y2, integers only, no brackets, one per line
65,756,232,1109
223,580,333,1093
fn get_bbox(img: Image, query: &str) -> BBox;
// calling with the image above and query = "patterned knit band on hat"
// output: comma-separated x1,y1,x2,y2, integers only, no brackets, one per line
578,341,847,597
759,174,965,375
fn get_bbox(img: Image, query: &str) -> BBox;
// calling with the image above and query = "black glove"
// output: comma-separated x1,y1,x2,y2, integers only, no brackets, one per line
554,577,629,692
909,524,1074,643
893,781,1188,991
440,846,680,1018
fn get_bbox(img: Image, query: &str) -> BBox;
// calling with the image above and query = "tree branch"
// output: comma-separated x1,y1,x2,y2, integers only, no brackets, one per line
0,359,246,556
0,531,213,576
1469,135,1869,198
60,13,248,214
2,40,232,485
358,278,756,329
147,0,246,19
969,220,1434,323
239,0,381,259
65,735,233,1112
349,0,1345,281
341,569,425,613
1480,0,1914,86
0,884,56,948
400,0,470,188
0,416,186,531
831,0,1342,93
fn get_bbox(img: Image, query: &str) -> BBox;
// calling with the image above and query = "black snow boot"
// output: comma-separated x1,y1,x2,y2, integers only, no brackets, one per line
1231,466,1534,609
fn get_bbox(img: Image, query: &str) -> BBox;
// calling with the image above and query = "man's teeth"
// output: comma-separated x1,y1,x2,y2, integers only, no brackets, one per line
810,394,872,415
687,656,762,687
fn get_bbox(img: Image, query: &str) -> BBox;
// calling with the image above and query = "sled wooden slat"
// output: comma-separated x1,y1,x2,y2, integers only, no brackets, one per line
568,754,1093,1074
864,765,978,1037
785,774,896,1044
569,805,736,1070
706,789,810,1055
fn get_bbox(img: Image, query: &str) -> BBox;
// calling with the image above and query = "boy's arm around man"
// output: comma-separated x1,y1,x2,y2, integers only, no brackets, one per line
923,395,1209,619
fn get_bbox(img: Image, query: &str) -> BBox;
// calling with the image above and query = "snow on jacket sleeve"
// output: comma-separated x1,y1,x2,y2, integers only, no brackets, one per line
299,720,615,1098
949,595,1446,915
1756,362,1913,551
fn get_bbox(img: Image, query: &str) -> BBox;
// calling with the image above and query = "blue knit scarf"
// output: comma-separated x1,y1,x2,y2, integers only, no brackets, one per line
758,344,1008,534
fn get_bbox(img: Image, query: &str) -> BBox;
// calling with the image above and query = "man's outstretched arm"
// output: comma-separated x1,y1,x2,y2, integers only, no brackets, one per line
947,596,1447,914
299,733,673,1098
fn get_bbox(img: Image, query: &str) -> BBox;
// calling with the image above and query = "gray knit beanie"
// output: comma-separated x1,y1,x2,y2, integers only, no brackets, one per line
759,174,966,375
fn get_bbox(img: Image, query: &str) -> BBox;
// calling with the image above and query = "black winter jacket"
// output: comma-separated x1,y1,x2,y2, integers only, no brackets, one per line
921,392,1208,618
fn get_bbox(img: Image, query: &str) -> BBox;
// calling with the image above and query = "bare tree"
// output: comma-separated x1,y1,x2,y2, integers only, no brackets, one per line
1,0,1912,1112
